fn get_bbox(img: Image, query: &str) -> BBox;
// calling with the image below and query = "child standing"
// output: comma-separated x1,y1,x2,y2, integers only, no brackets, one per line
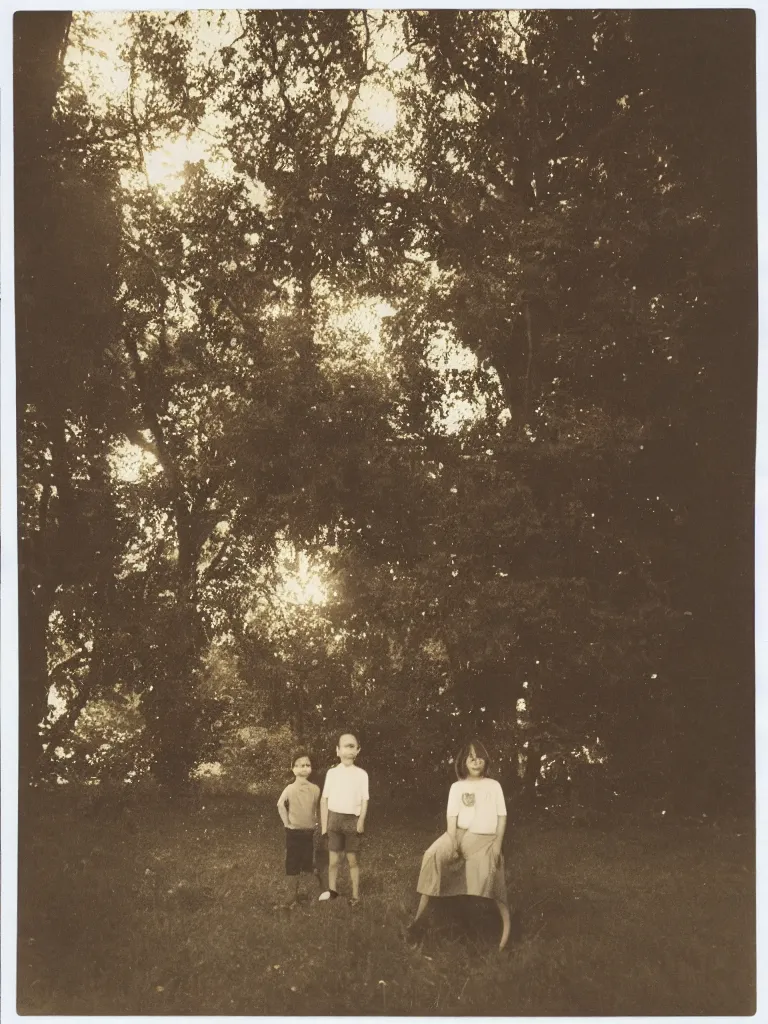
276,752,321,906
318,733,369,905
407,740,511,950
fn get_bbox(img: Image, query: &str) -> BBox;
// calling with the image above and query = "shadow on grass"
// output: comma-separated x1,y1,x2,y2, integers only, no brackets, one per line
413,895,521,952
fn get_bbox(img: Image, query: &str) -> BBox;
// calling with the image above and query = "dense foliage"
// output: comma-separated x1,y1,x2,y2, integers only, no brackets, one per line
15,10,755,814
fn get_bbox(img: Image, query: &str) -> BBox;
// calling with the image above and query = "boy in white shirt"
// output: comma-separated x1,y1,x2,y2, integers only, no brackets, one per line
318,733,369,905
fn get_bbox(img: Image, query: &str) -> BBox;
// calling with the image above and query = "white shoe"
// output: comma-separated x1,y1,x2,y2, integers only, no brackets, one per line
318,889,338,901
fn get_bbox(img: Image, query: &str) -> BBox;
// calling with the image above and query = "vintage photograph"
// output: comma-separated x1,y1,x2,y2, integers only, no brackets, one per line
13,7,756,1015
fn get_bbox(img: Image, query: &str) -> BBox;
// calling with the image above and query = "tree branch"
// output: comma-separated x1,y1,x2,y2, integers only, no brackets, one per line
266,34,295,122
523,298,534,431
123,329,176,483
39,649,101,768
124,427,162,461
48,646,89,680
38,480,52,534
40,689,90,765
327,10,372,157
127,46,150,184
505,11,528,51
142,536,168,604
200,532,232,583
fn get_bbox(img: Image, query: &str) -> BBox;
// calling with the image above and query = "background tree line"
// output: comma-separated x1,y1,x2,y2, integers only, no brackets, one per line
15,9,755,817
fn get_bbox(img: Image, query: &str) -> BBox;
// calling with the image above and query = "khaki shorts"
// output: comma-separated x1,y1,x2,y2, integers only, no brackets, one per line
327,810,363,852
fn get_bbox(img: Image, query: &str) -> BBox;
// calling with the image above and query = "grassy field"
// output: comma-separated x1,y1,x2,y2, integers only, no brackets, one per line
16,791,754,1016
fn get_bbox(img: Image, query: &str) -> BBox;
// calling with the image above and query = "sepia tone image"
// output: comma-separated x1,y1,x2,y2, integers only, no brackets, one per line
14,7,756,1015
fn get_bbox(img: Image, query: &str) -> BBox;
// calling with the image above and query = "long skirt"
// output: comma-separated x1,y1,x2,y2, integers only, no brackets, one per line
416,828,508,905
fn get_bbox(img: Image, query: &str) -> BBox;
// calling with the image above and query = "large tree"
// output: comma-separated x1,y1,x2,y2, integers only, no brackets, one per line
16,10,755,812
15,11,124,784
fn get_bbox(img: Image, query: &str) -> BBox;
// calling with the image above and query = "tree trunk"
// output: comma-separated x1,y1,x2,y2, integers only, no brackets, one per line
295,675,306,746
519,742,540,813
17,573,52,785
13,12,72,162
15,12,73,787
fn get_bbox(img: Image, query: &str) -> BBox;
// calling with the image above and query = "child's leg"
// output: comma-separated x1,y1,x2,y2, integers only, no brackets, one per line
347,852,359,899
286,874,299,904
406,895,431,939
296,832,314,898
284,830,300,905
412,894,430,923
328,850,342,893
313,834,328,890
495,900,511,950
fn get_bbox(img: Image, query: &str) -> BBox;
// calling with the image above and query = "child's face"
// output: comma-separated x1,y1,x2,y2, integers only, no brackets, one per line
337,734,360,764
293,756,312,780
466,747,486,777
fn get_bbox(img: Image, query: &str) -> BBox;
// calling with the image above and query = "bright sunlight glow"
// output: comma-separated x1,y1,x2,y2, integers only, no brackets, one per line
275,548,328,607
144,136,201,191
143,133,234,193
327,298,396,363
109,438,160,483
359,83,399,134
428,330,492,434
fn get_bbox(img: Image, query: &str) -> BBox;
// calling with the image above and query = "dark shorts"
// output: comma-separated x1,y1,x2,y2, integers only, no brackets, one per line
327,811,363,853
285,828,315,876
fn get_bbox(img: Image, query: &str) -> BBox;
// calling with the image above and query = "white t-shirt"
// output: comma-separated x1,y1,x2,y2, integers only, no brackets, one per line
322,763,370,815
447,777,506,834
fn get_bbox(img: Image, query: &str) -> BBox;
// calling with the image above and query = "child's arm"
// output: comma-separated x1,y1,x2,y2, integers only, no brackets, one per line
492,781,507,863
446,814,459,853
320,797,329,835
356,798,369,833
277,790,291,828
493,815,507,864
446,783,460,854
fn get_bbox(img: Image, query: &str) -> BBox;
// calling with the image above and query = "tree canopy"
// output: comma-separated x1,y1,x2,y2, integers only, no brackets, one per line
15,9,755,815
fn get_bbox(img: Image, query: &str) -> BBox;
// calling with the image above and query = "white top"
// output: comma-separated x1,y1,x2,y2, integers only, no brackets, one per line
322,763,370,814
447,777,506,834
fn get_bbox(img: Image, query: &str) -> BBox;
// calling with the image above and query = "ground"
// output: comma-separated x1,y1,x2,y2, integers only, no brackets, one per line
16,791,754,1015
